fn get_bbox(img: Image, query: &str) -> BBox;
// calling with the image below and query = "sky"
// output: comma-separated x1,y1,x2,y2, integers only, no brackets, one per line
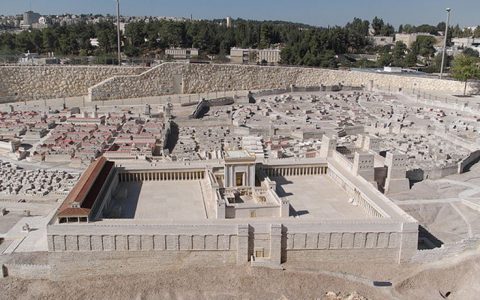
1,0,479,28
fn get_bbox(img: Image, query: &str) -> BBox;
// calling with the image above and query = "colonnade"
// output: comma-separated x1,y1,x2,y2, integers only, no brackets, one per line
352,189,383,218
119,170,205,182
263,165,328,177
328,167,385,218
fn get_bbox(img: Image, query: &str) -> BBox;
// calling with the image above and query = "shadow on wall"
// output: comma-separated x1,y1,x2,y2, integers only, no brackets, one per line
462,151,480,173
104,181,143,219
165,121,179,154
418,225,443,250
374,166,388,193
407,168,425,188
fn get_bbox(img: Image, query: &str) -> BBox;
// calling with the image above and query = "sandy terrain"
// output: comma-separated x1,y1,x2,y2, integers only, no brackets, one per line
0,265,381,300
2,252,480,300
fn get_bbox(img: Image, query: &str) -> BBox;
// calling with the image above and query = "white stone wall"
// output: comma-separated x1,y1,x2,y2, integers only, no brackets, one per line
0,66,147,101
1,64,475,102
47,219,417,264
88,63,476,101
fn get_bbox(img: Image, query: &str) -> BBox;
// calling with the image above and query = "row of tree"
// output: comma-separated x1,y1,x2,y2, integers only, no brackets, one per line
0,17,479,74
122,18,313,57
0,21,117,56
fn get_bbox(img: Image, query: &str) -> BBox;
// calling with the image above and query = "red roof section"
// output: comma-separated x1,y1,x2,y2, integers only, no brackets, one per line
58,157,109,218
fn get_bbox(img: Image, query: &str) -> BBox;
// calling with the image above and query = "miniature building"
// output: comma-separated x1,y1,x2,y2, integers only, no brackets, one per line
384,152,410,194
363,135,380,151
320,135,337,158
353,151,375,183
47,151,418,266
56,157,116,223
224,150,256,187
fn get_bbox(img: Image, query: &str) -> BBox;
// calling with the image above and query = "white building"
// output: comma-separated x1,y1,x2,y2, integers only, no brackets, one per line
395,33,444,48
368,36,394,47
165,48,199,60
452,37,480,55
230,48,282,65
258,49,281,65
22,11,40,26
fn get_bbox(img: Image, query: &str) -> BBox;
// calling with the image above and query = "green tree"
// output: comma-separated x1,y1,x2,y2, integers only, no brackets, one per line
392,41,407,66
411,36,436,58
259,23,273,49
451,54,480,95
404,51,417,67
474,26,480,38
436,22,446,33
424,53,450,73
377,52,393,67
371,17,384,35
463,48,480,58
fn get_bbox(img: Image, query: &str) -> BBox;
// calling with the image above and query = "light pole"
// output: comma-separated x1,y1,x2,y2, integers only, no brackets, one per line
116,0,121,65
440,8,451,79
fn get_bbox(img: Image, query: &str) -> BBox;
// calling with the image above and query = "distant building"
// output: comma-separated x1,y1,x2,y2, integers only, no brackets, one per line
368,36,394,47
258,49,282,65
90,38,100,47
395,33,444,48
230,48,252,64
226,16,232,28
32,16,50,29
165,48,199,60
18,52,60,65
452,37,480,55
230,48,282,65
21,11,40,29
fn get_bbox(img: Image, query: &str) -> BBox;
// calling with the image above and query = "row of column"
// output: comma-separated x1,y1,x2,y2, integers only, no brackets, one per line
354,191,382,218
119,171,205,182
265,166,328,177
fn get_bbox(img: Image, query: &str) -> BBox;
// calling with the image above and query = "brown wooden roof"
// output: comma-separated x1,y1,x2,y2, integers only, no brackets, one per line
57,207,91,218
58,157,110,218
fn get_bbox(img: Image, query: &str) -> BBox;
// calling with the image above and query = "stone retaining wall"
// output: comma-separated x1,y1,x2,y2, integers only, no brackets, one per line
0,66,147,101
88,63,476,101
0,64,475,103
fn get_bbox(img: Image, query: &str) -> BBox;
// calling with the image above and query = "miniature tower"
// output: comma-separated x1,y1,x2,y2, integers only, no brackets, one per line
363,135,380,151
353,151,375,183
144,104,151,116
384,152,410,195
319,135,337,158
92,105,99,119
355,134,366,149
163,103,173,119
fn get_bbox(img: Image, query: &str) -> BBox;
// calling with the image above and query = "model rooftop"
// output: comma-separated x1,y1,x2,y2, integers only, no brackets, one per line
224,150,256,161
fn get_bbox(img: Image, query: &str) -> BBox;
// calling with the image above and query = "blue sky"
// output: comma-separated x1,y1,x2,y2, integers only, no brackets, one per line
1,0,479,27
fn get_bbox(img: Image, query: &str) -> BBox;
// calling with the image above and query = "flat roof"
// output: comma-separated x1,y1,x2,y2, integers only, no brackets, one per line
224,150,255,162
275,175,373,220
110,181,207,220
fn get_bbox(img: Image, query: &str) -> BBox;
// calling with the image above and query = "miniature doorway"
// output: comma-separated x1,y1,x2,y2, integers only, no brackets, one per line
236,172,244,186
